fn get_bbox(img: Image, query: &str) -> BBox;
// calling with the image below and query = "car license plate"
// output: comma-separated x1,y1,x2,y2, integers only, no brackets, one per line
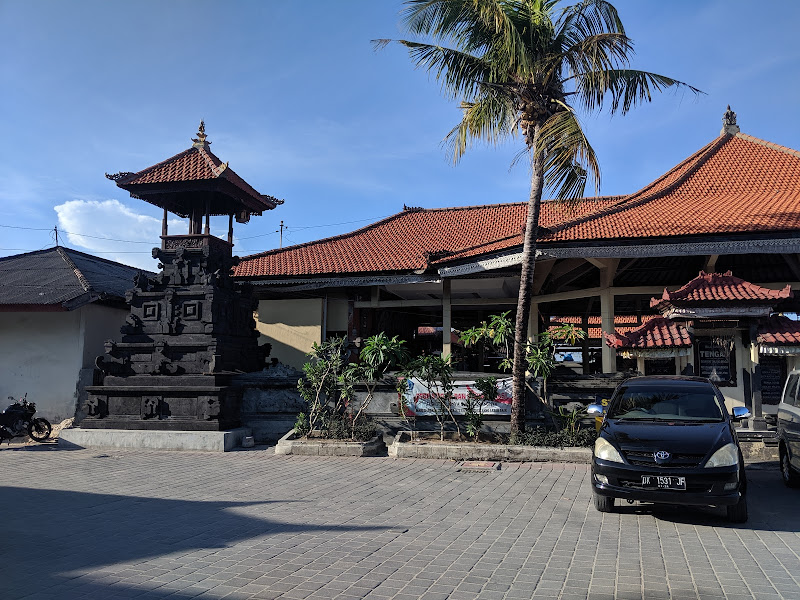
641,475,686,490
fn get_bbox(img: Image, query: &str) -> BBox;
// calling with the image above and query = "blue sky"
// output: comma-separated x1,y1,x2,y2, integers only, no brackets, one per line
2,0,799,270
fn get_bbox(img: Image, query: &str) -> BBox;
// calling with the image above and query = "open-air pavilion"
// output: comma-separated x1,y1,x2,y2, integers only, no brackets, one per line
234,114,800,423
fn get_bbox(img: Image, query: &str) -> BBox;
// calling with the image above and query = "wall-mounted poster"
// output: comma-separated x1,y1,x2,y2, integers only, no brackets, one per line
760,355,787,405
399,377,513,416
695,336,737,387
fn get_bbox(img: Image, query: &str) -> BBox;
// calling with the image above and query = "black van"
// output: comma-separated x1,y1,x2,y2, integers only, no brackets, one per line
588,376,751,523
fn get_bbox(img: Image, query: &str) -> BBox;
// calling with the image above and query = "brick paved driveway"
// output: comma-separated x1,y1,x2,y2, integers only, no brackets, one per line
2,445,799,600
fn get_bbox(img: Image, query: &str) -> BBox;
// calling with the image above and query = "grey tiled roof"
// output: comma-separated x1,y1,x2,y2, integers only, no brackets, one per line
0,247,149,309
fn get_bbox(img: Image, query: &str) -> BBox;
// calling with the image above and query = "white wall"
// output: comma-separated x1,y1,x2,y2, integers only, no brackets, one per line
256,299,324,370
0,304,127,423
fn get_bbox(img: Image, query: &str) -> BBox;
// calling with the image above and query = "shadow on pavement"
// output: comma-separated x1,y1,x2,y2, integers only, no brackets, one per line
611,464,800,530
1,485,389,600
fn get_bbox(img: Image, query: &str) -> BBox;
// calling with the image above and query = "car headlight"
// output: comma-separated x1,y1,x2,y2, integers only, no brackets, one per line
594,437,623,463
704,443,739,468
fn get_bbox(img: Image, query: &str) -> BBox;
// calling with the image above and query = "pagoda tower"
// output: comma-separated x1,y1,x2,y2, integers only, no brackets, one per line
82,122,282,430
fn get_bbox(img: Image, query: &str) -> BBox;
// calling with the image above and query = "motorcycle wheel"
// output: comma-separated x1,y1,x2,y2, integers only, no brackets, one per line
28,418,52,442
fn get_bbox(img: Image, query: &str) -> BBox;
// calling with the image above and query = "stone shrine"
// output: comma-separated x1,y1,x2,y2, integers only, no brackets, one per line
82,122,282,431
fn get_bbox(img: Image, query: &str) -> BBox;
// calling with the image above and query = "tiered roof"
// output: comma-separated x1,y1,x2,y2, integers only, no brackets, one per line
757,315,800,347
235,126,800,279
605,317,693,351
108,122,281,218
650,271,793,312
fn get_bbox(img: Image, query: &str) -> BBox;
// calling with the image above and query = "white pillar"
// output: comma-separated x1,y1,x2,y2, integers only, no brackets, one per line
442,279,452,359
600,289,616,373
527,301,539,342
636,356,646,374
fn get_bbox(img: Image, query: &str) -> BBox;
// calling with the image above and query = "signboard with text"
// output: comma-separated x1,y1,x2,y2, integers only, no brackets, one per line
695,336,736,387
399,377,513,416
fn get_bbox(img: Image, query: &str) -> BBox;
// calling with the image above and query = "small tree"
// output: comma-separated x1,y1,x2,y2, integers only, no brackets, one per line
296,337,355,437
349,333,409,439
529,323,586,406
400,354,459,441
461,313,585,405
460,312,515,371
464,376,497,440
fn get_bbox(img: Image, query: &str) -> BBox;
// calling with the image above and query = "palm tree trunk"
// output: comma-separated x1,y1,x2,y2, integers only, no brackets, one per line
510,124,545,435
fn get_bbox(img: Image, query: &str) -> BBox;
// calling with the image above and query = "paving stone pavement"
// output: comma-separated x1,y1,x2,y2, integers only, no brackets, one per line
2,444,800,600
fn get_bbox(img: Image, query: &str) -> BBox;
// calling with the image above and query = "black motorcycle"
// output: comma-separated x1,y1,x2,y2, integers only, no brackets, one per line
0,394,52,443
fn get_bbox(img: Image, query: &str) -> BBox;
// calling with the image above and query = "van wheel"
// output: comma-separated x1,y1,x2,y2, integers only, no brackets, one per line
593,492,615,513
781,446,800,488
726,492,748,523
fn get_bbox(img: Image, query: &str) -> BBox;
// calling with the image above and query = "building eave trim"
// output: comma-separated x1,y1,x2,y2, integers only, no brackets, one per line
437,237,800,276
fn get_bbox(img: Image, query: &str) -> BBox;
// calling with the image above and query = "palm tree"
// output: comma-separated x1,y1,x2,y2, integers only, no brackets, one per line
375,0,700,434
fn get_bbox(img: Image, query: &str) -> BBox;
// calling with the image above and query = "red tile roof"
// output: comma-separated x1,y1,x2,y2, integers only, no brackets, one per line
549,315,656,339
235,130,800,278
650,271,792,311
552,315,655,325
542,132,800,242
234,199,616,278
605,317,693,350
757,315,800,346
108,141,280,213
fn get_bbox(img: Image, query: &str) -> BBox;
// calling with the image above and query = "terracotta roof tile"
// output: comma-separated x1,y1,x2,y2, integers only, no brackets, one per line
110,143,279,211
543,133,800,242
552,315,655,326
234,199,617,278
650,271,792,311
605,317,693,349
757,315,800,346
234,130,800,279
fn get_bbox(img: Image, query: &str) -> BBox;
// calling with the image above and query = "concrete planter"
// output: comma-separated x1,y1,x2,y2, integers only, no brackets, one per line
388,431,592,463
274,429,385,456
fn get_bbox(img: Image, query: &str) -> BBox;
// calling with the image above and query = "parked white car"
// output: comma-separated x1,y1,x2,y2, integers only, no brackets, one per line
777,369,800,486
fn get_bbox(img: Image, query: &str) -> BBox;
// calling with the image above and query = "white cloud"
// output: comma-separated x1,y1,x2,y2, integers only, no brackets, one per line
54,199,239,271
54,199,179,270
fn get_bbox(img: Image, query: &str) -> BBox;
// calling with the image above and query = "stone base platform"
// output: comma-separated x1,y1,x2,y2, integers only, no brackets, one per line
59,427,252,452
275,430,385,456
388,431,592,462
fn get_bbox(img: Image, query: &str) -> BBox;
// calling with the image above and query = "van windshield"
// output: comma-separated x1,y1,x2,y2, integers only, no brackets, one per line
608,384,725,422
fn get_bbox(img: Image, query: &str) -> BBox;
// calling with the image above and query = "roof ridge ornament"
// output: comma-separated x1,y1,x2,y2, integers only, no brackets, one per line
192,119,211,148
721,105,740,135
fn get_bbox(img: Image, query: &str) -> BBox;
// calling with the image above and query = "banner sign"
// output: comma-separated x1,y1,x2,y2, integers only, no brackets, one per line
399,377,513,416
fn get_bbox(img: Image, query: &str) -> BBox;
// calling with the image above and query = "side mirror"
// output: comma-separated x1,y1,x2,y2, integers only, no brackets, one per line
732,406,751,421
587,404,604,416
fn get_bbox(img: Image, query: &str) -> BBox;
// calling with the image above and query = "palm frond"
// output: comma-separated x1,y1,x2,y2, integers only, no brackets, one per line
402,0,541,80
560,32,632,80
390,39,494,99
443,89,517,163
575,68,703,114
536,108,600,201
556,0,624,42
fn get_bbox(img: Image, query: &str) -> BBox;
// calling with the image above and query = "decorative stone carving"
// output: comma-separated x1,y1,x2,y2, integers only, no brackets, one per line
142,396,163,419
86,395,108,418
721,105,740,135
85,123,278,432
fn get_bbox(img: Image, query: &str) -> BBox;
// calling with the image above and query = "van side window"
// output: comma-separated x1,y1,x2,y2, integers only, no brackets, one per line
783,374,800,407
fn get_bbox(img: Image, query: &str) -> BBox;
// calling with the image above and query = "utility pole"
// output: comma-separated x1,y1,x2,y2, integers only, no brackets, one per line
54,226,59,246
279,220,284,248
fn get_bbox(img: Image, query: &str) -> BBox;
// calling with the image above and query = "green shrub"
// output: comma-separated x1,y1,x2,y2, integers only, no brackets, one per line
505,426,597,448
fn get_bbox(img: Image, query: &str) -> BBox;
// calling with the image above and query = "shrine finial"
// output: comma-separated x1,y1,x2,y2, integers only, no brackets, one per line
721,105,740,135
192,119,210,148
